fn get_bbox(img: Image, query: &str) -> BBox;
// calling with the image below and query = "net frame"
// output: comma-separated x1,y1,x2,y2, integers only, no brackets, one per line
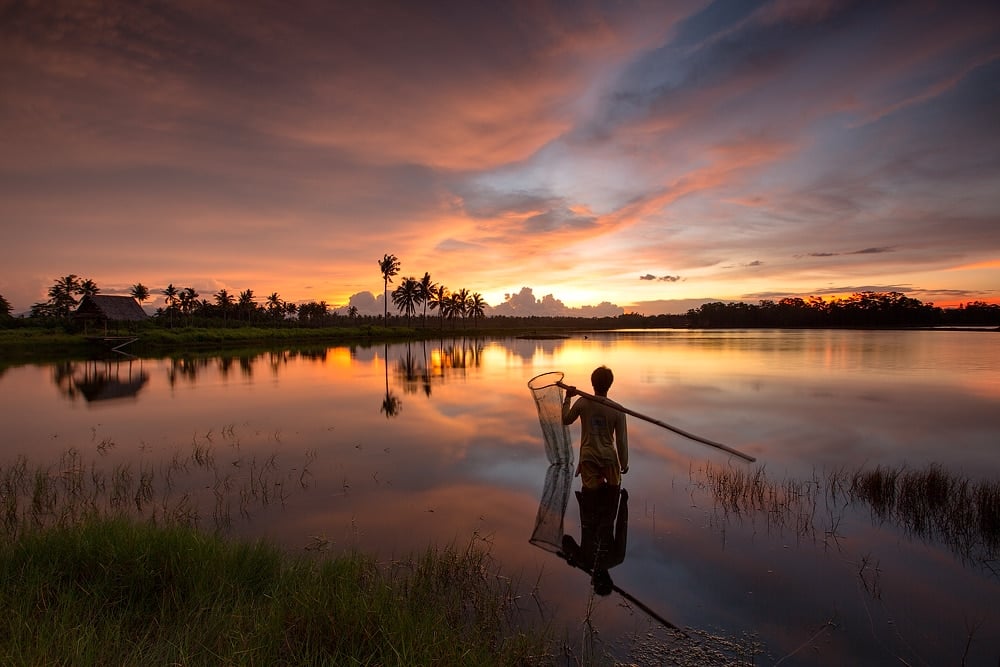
527,371,574,466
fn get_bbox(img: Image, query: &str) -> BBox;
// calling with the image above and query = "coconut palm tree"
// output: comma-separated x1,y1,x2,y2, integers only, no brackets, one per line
440,292,462,328
429,284,448,330
266,292,284,322
391,276,421,326
417,272,436,327
178,287,199,324
161,283,179,305
47,275,81,317
380,343,401,418
215,288,235,325
78,278,100,297
378,253,401,324
238,289,256,323
469,292,487,327
453,288,470,323
130,283,150,307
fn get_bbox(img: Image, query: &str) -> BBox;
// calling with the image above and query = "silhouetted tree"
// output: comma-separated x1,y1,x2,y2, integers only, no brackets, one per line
378,253,401,324
130,283,150,307
237,289,256,323
429,284,448,330
469,292,487,327
0,293,11,318
392,276,420,325
214,289,235,325
47,275,82,317
78,278,99,297
418,272,436,327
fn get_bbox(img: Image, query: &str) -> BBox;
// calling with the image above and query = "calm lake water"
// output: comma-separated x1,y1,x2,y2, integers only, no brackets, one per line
2,329,998,665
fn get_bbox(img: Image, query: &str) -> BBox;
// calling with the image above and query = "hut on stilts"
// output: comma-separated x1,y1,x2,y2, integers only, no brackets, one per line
73,295,148,350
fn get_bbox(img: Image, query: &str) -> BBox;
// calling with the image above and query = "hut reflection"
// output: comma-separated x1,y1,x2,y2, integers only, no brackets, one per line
53,359,149,403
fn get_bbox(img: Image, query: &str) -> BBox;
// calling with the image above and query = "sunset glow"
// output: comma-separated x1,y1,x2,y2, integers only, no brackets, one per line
2,1,998,315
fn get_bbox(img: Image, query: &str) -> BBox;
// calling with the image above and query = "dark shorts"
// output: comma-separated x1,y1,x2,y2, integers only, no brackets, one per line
579,460,621,489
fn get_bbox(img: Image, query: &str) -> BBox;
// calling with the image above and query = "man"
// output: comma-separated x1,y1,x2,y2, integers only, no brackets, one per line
562,366,629,490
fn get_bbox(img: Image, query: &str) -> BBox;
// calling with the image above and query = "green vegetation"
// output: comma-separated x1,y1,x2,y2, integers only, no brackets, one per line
0,519,549,665
0,443,553,665
683,292,1000,328
694,462,1000,571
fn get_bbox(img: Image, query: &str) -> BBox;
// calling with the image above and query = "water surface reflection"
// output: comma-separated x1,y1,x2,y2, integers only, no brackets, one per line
1,330,998,665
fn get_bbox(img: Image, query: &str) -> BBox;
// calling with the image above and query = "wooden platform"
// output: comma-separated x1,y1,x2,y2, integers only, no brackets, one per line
85,336,139,352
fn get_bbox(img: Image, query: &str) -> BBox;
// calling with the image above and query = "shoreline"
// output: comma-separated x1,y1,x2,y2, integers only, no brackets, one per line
1,321,996,365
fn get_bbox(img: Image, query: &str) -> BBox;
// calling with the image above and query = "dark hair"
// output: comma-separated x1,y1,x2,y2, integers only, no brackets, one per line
591,366,614,394
592,569,613,596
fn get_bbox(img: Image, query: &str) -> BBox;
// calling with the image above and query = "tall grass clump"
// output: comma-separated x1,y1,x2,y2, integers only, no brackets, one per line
694,462,1000,572
0,518,551,665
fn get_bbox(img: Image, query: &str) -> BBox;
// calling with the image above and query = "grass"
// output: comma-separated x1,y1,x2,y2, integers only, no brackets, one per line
0,518,550,665
0,441,555,665
693,461,1000,572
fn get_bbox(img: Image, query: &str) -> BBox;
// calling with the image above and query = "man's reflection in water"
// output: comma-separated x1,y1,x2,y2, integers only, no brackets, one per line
560,485,628,596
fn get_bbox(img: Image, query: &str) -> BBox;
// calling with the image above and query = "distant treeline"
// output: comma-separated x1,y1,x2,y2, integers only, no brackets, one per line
677,292,1000,328
3,285,998,331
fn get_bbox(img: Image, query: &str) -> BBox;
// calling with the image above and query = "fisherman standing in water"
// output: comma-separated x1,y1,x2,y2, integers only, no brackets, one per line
561,366,629,489
560,366,630,594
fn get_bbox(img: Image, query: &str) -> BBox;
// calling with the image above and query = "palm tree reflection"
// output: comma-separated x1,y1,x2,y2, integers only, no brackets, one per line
380,343,401,418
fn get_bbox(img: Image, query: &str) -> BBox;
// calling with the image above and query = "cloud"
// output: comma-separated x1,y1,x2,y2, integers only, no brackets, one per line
490,287,622,318
806,247,895,257
1,1,998,312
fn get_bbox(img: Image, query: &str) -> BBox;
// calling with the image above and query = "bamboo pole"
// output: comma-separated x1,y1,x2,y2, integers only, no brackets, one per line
557,381,756,463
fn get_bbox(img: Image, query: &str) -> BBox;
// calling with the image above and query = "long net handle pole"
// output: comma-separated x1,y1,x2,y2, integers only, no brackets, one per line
556,382,756,463
555,554,687,636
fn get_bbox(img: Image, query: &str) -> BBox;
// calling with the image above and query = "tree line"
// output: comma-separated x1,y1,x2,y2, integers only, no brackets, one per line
2,270,997,329
681,292,1000,328
3,254,490,329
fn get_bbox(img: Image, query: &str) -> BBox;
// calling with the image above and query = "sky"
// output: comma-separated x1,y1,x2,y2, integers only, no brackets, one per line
2,0,999,317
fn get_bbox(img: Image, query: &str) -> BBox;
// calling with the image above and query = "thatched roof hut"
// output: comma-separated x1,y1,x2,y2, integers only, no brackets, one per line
74,295,147,334
75,295,148,322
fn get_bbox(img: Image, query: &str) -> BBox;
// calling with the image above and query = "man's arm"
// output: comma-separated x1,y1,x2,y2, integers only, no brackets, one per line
562,387,580,425
616,413,629,474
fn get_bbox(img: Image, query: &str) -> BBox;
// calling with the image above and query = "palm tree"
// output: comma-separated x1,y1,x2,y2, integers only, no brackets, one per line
417,272,436,327
78,278,100,297
453,288,470,323
429,284,448,330
440,292,461,327
47,275,81,317
378,254,401,324
238,289,256,323
161,284,179,308
380,343,401,418
130,283,150,307
215,288,235,325
266,292,284,323
469,292,487,327
347,305,359,319
178,287,199,324
161,283,179,328
391,277,420,326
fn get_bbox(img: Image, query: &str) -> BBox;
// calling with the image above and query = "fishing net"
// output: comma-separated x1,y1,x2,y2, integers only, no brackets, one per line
527,371,575,554
527,371,574,466
529,463,573,554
